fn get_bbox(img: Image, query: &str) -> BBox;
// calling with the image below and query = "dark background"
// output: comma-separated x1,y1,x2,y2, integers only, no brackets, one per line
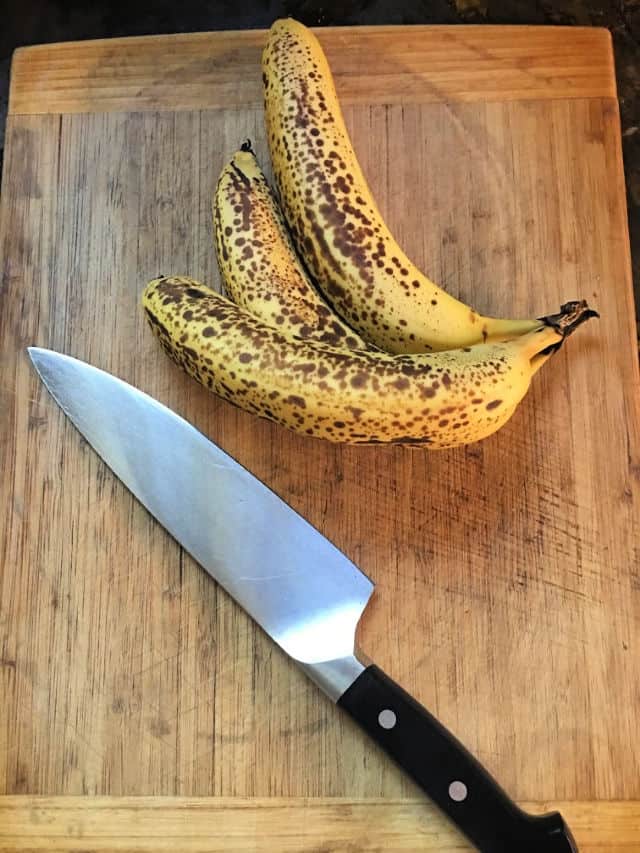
1,0,638,318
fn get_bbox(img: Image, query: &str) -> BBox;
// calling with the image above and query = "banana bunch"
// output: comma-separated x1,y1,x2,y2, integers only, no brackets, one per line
142,18,598,449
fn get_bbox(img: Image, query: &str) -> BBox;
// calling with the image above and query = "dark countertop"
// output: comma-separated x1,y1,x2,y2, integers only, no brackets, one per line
1,0,638,320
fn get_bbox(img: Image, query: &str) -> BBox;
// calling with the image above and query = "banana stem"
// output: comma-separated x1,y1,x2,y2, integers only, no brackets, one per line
540,299,599,336
538,300,599,354
527,300,598,375
483,317,541,339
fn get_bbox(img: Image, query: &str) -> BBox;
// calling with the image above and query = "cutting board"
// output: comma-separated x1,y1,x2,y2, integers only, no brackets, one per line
1,24,639,851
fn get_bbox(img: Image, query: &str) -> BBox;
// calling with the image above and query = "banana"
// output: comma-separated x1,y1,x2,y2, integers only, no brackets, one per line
262,18,542,354
214,142,369,350
142,275,596,448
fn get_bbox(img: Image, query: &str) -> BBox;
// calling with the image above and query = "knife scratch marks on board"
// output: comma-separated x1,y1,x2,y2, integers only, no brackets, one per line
539,577,590,600
278,716,328,738
1,388,43,405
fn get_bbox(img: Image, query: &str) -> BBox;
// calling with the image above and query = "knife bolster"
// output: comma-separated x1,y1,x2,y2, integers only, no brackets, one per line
301,653,368,702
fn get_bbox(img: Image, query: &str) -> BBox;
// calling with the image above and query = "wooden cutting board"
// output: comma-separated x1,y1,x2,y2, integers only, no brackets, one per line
1,24,639,851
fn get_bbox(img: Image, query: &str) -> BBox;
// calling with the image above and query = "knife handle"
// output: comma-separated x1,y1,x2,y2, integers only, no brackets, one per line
337,665,578,853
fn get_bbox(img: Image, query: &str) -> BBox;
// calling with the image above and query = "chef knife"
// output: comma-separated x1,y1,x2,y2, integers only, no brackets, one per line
28,346,577,852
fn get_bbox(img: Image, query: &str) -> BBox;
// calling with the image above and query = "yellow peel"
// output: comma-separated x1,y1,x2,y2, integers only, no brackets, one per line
142,276,571,448
214,147,369,350
262,18,540,354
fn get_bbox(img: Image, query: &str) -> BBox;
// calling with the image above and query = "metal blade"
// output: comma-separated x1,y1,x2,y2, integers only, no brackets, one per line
29,348,374,684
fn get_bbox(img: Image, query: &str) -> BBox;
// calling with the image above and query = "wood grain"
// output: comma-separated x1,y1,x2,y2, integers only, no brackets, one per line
0,23,639,848
1,797,640,851
8,26,616,116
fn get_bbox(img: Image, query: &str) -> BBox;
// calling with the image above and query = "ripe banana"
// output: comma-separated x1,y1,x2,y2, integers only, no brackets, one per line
262,18,542,354
142,275,595,448
214,142,369,350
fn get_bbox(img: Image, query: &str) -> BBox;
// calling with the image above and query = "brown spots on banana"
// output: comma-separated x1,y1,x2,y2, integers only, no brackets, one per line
214,147,371,351
262,19,547,354
141,276,590,448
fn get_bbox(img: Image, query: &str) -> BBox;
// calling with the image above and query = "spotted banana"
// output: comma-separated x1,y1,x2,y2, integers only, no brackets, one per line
214,142,369,350
142,275,596,448
262,18,544,354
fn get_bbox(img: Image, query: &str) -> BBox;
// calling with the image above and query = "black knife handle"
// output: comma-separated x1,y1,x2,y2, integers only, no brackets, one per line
338,665,578,852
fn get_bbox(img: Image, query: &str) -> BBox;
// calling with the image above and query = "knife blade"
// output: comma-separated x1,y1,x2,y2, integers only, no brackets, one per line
29,346,578,853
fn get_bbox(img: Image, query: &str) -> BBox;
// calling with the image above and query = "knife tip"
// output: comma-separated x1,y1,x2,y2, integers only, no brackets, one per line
27,345,42,364
27,347,64,386
27,346,59,366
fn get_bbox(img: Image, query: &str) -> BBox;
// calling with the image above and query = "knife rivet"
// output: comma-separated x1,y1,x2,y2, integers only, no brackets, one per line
448,780,468,802
378,709,397,730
